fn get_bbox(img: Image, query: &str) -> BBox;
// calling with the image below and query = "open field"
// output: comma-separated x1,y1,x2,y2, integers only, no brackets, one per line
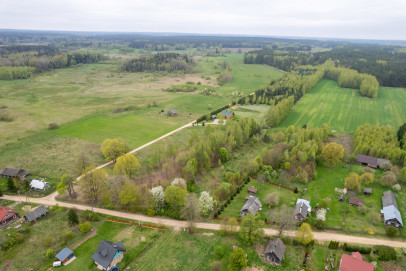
279,79,406,133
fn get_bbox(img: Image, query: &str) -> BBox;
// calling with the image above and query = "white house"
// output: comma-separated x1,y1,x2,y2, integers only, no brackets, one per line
30,179,51,191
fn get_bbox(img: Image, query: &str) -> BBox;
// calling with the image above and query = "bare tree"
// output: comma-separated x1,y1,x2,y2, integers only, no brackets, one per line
268,204,297,237
181,193,200,234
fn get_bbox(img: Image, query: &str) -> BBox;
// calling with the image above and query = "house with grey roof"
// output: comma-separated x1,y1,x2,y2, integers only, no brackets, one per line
264,238,286,265
294,199,311,221
220,110,234,119
167,110,177,116
240,197,262,216
24,205,48,223
381,191,403,228
0,167,30,180
92,240,125,270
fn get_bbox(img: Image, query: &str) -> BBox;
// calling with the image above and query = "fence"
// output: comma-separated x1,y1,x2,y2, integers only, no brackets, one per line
106,217,167,231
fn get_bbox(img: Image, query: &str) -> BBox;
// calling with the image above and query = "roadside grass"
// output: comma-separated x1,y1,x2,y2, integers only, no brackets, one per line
279,79,406,133
309,245,328,270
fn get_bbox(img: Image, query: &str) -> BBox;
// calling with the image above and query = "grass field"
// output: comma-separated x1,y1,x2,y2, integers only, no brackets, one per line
279,79,406,133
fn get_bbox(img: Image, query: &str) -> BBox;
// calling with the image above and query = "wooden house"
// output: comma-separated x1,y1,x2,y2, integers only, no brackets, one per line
0,206,19,227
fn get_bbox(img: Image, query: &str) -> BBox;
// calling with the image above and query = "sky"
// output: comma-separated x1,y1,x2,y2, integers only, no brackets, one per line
0,0,405,40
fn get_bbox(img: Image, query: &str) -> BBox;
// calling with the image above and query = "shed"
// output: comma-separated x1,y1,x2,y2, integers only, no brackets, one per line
382,191,398,209
248,186,258,194
356,154,390,169
0,167,30,179
240,197,262,216
24,205,48,223
349,197,364,207
381,205,403,228
363,188,372,196
92,240,126,270
264,238,286,265
339,195,345,202
346,191,357,197
167,110,177,116
55,248,75,264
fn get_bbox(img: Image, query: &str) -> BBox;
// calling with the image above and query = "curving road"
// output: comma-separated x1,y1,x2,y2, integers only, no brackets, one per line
2,194,406,248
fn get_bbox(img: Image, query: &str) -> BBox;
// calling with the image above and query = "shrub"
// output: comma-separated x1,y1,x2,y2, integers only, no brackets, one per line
213,245,225,259
60,231,75,245
392,184,401,191
43,236,56,247
294,187,298,193
343,243,371,254
374,245,396,261
46,249,54,259
68,209,79,225
386,226,398,237
48,123,59,130
79,222,92,233
380,161,393,171
314,219,325,229
380,171,398,186
328,241,339,249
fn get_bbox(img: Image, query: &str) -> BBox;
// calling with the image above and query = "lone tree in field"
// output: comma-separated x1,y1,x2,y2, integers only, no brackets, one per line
322,142,344,167
228,247,247,271
345,172,360,193
181,193,200,233
268,204,297,237
239,213,265,245
100,138,129,161
296,222,313,245
113,153,140,178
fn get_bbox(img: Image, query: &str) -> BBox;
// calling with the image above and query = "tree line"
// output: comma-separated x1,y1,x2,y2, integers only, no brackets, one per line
122,53,194,72
245,45,406,87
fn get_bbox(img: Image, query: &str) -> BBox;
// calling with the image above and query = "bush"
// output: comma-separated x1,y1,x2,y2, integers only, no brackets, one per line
213,245,225,259
380,161,393,171
294,187,298,193
392,184,401,191
314,219,325,229
79,222,92,233
328,241,339,249
48,123,59,130
374,245,397,261
68,209,79,225
343,243,371,254
43,236,56,247
386,226,398,237
60,231,75,245
46,249,54,259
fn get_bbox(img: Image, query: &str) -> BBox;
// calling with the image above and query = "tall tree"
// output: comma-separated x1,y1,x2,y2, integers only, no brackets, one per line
119,180,140,210
239,213,265,245
165,185,188,213
268,204,297,237
198,191,215,216
296,223,313,245
113,153,140,178
80,167,107,203
345,172,360,193
322,142,344,167
60,174,76,198
181,193,200,233
100,138,129,161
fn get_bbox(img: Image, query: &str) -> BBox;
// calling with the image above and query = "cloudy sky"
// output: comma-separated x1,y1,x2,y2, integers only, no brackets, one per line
1,0,405,40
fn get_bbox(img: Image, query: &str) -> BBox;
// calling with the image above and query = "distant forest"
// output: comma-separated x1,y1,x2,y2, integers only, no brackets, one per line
244,46,406,87
122,53,194,72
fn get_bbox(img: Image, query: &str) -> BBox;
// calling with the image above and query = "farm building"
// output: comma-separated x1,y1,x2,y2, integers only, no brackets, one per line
0,206,19,227
220,110,234,119
0,167,30,180
339,252,374,271
24,205,48,223
247,186,258,194
356,154,390,169
92,240,125,270
30,179,51,191
363,188,372,196
55,248,75,265
381,190,403,228
240,197,262,216
167,110,177,116
349,197,364,207
264,238,286,265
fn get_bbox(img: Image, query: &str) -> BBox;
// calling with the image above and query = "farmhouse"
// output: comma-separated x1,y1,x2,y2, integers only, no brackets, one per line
339,252,374,271
220,110,234,119
363,188,372,196
240,197,262,216
167,110,177,116
247,186,258,194
0,167,30,180
30,179,51,191
24,205,48,223
264,238,286,265
381,190,403,228
0,206,19,227
92,240,125,270
349,197,364,207
356,154,390,169
294,199,311,221
55,247,75,265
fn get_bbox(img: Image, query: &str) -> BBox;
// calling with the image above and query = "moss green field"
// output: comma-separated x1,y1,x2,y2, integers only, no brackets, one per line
279,79,406,133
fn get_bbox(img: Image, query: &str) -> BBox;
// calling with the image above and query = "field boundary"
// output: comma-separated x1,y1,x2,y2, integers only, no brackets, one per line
106,217,167,230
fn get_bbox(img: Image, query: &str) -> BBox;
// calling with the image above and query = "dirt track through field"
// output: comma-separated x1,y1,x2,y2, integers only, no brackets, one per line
2,194,406,248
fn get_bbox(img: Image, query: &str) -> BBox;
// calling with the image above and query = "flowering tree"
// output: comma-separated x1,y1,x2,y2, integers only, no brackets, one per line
199,191,215,216
151,186,165,209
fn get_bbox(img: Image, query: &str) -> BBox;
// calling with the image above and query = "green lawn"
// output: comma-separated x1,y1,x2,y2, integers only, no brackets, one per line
233,104,270,122
279,79,406,133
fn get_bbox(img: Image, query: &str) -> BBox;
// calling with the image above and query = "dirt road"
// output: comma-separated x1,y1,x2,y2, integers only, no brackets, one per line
3,194,406,248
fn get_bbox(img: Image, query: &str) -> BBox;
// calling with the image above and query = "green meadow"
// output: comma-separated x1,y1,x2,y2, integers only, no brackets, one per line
279,79,406,133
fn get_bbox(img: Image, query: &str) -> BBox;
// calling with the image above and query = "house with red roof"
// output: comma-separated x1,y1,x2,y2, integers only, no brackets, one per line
0,206,19,227
339,252,374,271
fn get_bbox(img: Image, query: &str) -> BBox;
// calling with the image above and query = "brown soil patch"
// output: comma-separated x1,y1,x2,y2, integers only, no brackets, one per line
159,75,218,88
380,262,402,271
22,205,32,211
329,134,353,154
1,260,12,271
71,229,97,250
106,53,133,59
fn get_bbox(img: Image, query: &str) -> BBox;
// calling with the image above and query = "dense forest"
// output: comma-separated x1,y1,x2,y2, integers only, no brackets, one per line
122,53,194,72
245,46,406,87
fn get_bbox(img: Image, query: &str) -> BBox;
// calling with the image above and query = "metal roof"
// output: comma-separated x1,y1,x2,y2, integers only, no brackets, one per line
24,205,48,222
381,205,403,226
382,191,398,210
55,248,74,261
296,199,311,212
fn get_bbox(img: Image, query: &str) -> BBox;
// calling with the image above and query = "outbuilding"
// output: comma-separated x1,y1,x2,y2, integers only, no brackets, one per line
30,179,51,191
349,197,364,207
55,248,75,265
363,188,372,196
0,167,30,180
24,205,48,223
